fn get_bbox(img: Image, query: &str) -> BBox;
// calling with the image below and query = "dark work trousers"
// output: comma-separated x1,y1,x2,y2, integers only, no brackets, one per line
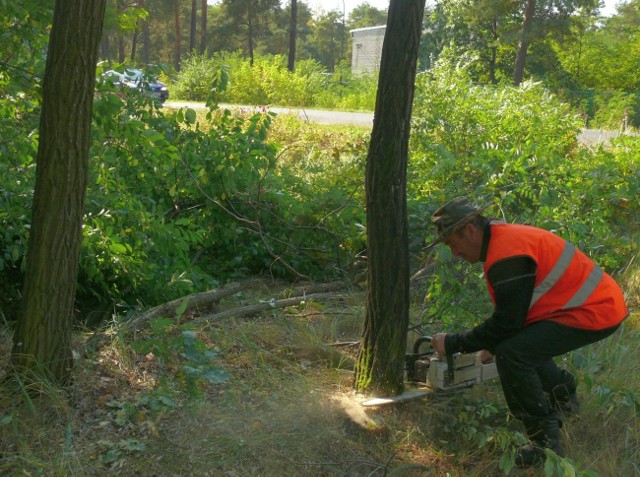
494,320,621,428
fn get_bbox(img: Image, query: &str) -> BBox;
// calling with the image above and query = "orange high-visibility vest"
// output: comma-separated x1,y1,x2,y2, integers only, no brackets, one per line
484,223,628,330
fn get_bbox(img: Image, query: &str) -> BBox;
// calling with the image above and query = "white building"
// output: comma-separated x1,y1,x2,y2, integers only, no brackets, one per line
350,25,386,75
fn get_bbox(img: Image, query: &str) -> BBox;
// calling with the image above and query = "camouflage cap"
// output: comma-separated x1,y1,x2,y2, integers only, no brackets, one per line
428,196,487,247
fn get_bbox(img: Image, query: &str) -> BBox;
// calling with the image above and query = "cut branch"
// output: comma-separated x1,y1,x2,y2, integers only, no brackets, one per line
194,291,345,322
124,280,256,331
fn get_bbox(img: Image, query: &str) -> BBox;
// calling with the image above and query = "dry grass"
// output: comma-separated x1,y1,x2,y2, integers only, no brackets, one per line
1,282,638,477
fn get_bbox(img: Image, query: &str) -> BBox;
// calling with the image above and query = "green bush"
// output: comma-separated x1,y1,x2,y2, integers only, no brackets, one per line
590,91,640,131
170,52,221,101
171,52,377,111
407,53,639,328
0,70,41,321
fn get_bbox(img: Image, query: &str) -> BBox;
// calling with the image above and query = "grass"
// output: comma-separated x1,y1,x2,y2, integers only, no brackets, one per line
1,279,638,476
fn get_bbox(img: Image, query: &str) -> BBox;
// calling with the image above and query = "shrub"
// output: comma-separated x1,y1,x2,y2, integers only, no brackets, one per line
407,53,639,328
590,91,640,131
171,52,378,111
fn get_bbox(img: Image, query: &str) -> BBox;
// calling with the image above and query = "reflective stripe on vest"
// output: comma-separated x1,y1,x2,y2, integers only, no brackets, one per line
530,240,604,310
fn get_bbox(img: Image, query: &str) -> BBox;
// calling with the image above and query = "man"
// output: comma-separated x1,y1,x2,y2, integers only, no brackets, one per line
429,196,628,467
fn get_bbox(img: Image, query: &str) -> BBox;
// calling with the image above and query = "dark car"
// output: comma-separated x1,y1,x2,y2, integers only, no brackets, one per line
102,68,169,104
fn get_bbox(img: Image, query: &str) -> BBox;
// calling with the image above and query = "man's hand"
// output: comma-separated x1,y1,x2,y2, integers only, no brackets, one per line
478,350,494,363
431,333,447,356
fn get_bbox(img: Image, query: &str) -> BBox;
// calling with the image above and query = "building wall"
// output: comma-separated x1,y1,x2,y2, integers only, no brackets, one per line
350,26,386,75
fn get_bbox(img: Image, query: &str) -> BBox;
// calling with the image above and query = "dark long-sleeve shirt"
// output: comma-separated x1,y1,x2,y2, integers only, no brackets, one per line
445,223,537,354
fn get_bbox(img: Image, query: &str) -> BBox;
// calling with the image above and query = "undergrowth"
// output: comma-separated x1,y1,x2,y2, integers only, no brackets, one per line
1,286,638,476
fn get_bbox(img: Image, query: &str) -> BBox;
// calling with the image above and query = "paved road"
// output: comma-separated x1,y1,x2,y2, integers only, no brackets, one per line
165,101,626,145
165,101,374,127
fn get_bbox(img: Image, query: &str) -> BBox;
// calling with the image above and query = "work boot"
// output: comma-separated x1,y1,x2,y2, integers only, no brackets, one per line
515,418,563,468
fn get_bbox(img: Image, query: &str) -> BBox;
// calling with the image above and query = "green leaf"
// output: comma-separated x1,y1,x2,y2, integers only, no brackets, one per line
120,439,146,452
150,317,174,335
99,449,119,464
0,414,13,426
185,108,197,124
175,297,189,317
109,242,128,254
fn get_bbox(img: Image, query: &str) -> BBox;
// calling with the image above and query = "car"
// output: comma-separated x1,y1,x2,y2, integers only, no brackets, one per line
101,68,169,104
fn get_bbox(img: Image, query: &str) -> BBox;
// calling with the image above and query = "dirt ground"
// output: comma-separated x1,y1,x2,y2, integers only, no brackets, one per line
2,283,638,476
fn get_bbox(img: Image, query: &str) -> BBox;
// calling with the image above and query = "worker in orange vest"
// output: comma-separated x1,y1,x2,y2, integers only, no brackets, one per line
429,196,628,467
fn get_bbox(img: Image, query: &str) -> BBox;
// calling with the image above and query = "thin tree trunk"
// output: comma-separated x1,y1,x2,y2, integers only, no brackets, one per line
514,0,536,86
200,0,207,53
489,19,497,85
247,4,254,66
12,0,106,385
190,0,197,53
131,30,138,61
131,0,145,62
288,0,297,72
174,0,182,71
117,0,125,63
354,0,426,396
142,0,150,65
101,34,110,63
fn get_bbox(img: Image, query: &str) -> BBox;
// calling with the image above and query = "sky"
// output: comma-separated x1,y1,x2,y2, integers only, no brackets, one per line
309,0,622,18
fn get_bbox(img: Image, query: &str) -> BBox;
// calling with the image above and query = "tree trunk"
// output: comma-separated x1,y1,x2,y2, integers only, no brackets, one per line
200,0,207,54
131,30,139,61
190,0,197,53
142,0,150,65
514,0,536,86
117,0,126,63
174,0,182,71
247,4,255,66
354,0,426,396
489,19,497,85
130,0,145,62
287,0,297,72
11,0,106,385
101,34,110,63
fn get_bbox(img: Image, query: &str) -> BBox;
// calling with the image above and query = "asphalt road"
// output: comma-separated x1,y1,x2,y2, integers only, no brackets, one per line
164,101,626,145
165,101,374,127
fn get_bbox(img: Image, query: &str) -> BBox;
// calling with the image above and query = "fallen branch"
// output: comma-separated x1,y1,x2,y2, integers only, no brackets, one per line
124,280,257,331
284,280,350,295
329,341,360,348
194,291,345,323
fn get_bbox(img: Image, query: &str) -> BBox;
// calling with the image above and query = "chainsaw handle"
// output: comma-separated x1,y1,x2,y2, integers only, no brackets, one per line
412,335,433,354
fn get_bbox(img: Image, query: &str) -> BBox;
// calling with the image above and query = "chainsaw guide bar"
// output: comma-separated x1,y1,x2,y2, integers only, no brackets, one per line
360,390,429,407
360,336,499,407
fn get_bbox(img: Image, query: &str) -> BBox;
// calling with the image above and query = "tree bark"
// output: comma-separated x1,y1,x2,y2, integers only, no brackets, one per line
514,0,536,86
130,0,146,62
489,19,498,85
287,0,298,72
200,0,207,54
11,0,106,385
190,0,197,53
354,0,426,396
125,281,251,331
131,29,139,61
196,292,346,322
174,0,182,71
141,0,150,65
247,3,255,66
117,0,126,63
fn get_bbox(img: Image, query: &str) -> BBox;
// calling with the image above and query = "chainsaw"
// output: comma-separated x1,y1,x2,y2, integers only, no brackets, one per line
405,335,498,391
361,336,499,406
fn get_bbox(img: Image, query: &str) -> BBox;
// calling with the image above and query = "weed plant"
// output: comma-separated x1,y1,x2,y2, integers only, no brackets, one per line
171,52,378,111
2,289,637,475
1,49,639,476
